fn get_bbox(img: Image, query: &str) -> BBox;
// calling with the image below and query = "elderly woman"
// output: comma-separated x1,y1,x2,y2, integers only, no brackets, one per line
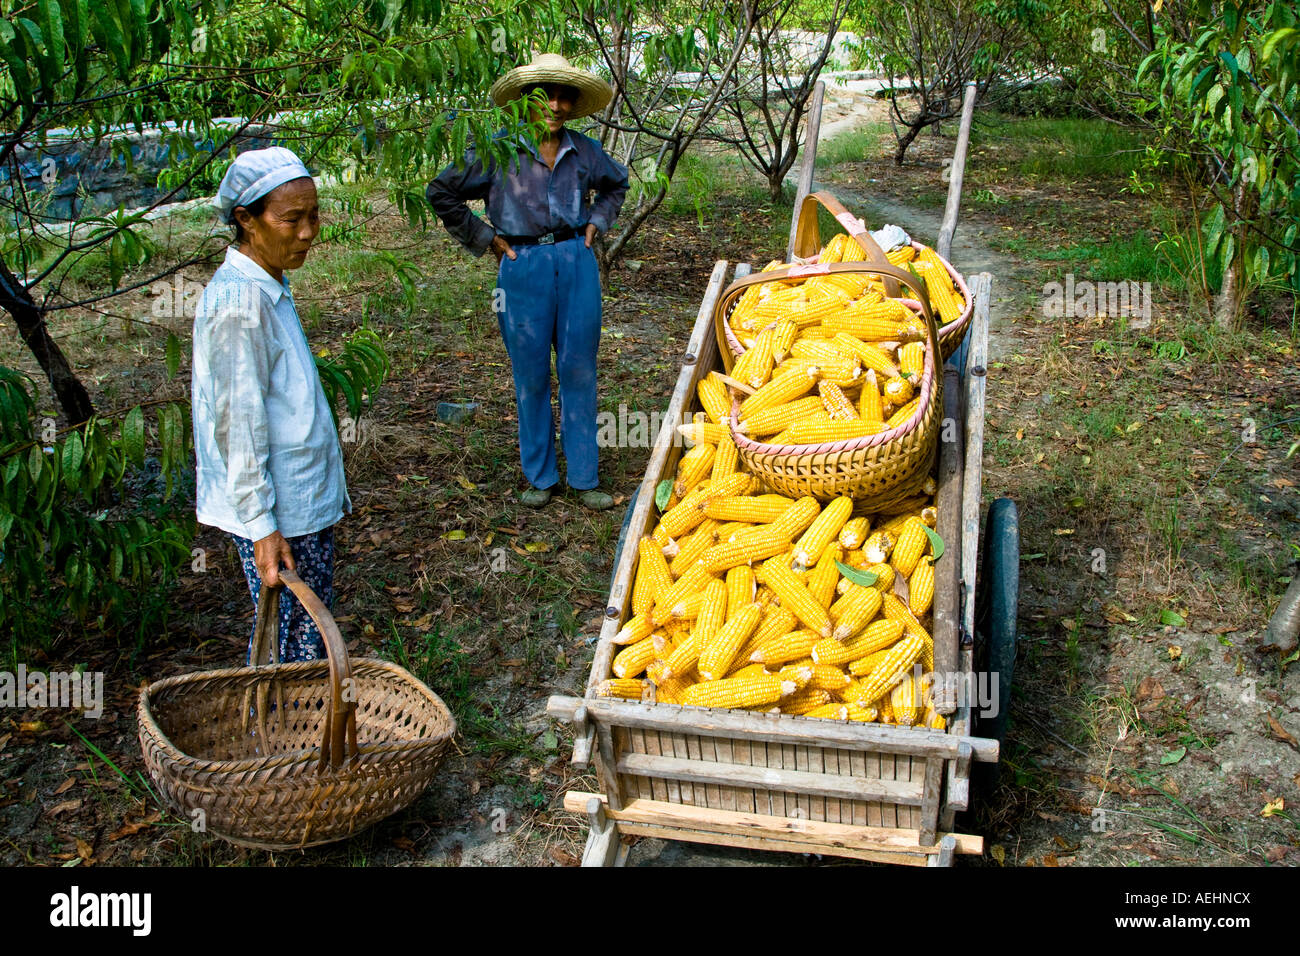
427,54,629,510
192,146,349,662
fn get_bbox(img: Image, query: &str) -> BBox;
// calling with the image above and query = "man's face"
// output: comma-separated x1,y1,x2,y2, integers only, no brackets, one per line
526,83,578,133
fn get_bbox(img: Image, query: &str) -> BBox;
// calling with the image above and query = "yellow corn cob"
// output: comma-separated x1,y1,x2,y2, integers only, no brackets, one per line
855,373,881,425
728,661,770,681
613,612,656,646
768,496,822,540
662,632,701,681
921,505,938,528
881,592,935,671
814,618,906,666
898,342,925,380
668,591,706,621
807,544,842,609
847,633,924,703
887,398,921,429
678,422,728,447
757,557,833,638
863,530,896,565
698,602,763,681
821,273,875,297
750,605,798,649
908,560,935,616
636,537,675,616
739,364,820,419
737,396,825,437
804,703,849,720
652,562,714,625
597,678,651,700
782,419,886,445
612,636,659,679
781,687,832,714
838,516,870,550
711,521,753,545
831,333,901,378
698,373,732,426
820,233,848,264
743,328,776,389
845,703,879,721
771,318,800,363
673,443,716,498
878,697,896,724
725,565,756,612
790,339,857,365
700,526,790,574
885,243,917,266
681,674,795,709
704,494,795,523
709,432,739,482
828,584,885,642
891,516,929,578
668,518,722,577
776,358,862,387
659,485,714,539
889,670,921,726
792,496,854,571
818,381,859,421
808,663,852,692
691,578,729,641
882,375,915,407
919,249,965,324
751,627,818,665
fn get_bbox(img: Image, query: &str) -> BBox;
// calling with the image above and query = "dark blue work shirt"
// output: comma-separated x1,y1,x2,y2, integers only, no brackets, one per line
427,127,630,257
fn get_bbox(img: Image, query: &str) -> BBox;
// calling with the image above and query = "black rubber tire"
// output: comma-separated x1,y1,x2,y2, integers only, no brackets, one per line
976,496,1019,744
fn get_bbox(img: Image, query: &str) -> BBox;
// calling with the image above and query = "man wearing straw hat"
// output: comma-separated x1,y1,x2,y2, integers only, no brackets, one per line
427,54,629,510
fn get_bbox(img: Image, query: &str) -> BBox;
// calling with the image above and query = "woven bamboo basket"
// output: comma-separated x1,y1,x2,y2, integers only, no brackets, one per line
713,192,943,507
718,193,973,363
138,570,455,850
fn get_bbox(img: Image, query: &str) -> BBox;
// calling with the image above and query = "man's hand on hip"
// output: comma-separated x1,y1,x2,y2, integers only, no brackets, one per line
490,234,516,264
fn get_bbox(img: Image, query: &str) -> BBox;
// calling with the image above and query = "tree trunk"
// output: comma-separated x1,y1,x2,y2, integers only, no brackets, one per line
894,122,923,165
1214,180,1252,330
0,259,94,425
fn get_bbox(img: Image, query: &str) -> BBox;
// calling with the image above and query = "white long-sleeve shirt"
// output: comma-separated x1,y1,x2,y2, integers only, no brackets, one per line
191,246,349,541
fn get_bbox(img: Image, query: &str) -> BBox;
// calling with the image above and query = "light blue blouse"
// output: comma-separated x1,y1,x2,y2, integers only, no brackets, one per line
191,246,350,541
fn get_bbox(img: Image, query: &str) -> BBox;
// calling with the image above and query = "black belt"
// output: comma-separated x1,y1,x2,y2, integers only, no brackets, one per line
499,226,579,246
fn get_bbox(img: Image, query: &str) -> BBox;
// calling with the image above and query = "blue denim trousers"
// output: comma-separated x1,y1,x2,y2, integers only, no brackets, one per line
494,236,602,491
231,527,335,663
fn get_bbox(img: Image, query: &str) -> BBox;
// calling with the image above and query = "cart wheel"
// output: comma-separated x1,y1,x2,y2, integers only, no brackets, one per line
610,485,640,592
976,497,1019,744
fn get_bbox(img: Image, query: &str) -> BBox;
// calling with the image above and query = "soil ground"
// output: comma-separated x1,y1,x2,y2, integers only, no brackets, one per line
1,87,1297,868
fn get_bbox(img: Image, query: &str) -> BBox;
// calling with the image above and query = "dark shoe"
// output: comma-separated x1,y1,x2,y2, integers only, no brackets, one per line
578,489,614,511
520,487,553,508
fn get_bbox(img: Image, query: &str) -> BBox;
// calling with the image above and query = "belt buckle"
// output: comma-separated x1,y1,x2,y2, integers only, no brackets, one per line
538,232,555,245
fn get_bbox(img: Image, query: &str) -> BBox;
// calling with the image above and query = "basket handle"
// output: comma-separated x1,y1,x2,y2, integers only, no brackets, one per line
792,190,900,299
251,569,359,771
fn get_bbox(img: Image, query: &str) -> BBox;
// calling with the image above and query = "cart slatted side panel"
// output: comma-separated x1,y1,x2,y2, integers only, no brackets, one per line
553,261,998,866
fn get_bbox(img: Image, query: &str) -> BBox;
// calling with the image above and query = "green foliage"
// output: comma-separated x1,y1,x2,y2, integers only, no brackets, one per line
1136,2,1300,307
314,326,391,428
0,367,193,643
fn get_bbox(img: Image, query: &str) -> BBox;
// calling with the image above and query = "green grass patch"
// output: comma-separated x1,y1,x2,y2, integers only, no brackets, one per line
973,114,1149,182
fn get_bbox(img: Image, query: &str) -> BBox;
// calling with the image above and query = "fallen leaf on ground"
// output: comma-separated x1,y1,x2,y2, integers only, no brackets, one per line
1135,677,1166,708
1262,797,1285,817
990,844,1005,865
75,837,94,862
1267,716,1299,751
107,812,162,841
1103,604,1137,624
1167,645,1182,660
455,474,477,491
548,846,581,867
1266,846,1288,862
18,721,46,733
53,777,76,795
525,541,550,553
441,530,467,541
391,836,417,854
46,799,81,817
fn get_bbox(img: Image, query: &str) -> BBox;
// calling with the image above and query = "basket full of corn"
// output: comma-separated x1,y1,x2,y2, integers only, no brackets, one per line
709,191,957,508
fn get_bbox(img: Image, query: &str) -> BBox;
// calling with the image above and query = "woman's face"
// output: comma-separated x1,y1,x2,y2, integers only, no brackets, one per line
526,83,578,134
235,177,320,277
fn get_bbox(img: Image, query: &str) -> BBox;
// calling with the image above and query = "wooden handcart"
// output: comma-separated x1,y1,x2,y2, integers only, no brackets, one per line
546,82,1020,867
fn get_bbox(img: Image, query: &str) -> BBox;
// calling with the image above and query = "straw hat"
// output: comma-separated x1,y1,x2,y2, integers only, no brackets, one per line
490,53,613,120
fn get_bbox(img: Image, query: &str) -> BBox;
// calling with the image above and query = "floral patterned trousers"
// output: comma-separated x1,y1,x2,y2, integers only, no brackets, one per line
231,527,335,663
